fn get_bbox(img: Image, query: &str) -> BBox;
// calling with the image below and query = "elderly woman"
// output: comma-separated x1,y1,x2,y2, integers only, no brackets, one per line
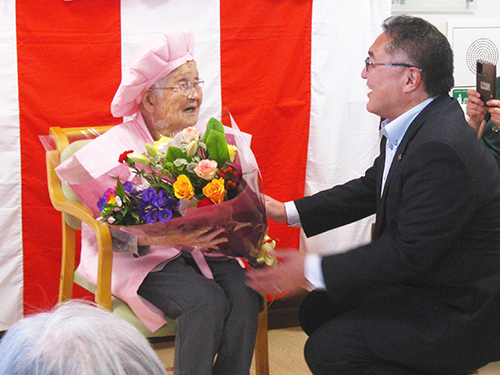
0,301,167,375
59,29,262,375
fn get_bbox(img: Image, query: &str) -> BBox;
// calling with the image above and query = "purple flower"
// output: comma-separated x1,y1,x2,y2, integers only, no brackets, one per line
123,181,136,194
158,208,173,223
151,190,170,208
97,196,106,211
142,187,156,202
137,200,149,216
143,209,158,224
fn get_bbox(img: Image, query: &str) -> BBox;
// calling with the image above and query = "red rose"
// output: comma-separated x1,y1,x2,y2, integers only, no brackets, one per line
118,150,134,163
197,197,214,208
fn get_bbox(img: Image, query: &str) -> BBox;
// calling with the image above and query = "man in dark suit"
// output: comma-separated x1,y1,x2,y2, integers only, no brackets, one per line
247,15,500,375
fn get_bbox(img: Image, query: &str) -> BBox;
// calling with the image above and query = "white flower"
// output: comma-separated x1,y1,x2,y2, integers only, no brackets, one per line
180,127,200,143
187,162,198,172
185,140,198,156
154,136,172,154
174,158,188,167
157,142,170,154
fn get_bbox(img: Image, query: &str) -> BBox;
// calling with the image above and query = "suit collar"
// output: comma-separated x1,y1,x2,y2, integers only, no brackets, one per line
373,94,453,239
381,95,451,194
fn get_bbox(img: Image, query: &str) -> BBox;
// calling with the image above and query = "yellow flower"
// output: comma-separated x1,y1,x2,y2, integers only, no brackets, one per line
227,145,238,163
202,177,226,204
257,234,278,266
154,136,172,154
173,174,194,200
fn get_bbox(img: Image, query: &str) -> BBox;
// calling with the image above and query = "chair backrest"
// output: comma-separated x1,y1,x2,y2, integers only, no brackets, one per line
59,139,93,229
48,126,114,229
49,126,113,152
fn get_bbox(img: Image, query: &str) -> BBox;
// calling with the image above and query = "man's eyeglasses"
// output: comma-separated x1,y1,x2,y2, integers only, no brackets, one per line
365,58,422,72
153,80,204,92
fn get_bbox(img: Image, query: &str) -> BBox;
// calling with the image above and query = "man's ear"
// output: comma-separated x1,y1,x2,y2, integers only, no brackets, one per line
141,89,156,113
404,68,422,93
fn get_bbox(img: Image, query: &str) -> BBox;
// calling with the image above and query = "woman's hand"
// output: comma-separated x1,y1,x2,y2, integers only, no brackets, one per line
264,195,287,223
466,89,488,132
138,226,227,249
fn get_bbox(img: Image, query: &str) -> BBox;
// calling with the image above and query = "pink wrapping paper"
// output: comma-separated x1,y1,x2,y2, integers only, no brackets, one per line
112,178,267,260
55,114,268,263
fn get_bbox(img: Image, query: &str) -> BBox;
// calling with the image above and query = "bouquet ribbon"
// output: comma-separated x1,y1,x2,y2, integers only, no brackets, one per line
191,247,214,279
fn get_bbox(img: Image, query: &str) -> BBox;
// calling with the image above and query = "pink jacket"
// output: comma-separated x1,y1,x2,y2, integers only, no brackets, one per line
58,114,182,331
79,224,181,331
58,114,247,331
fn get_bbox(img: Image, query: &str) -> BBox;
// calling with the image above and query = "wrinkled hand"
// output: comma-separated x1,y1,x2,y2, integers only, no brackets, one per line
139,226,227,249
246,250,309,295
466,89,488,131
264,195,287,223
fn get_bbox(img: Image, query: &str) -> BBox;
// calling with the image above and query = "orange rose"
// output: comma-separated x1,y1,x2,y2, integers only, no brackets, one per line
173,174,194,200
202,177,226,204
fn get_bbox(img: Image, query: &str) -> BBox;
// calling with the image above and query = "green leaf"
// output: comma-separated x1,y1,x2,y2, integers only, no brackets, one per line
203,117,225,143
165,146,185,162
115,180,125,197
206,129,229,167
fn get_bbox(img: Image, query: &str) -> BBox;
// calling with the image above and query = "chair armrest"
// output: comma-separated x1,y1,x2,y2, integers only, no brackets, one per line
46,149,113,310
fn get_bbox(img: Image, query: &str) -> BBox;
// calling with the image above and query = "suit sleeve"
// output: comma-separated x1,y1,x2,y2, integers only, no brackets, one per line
320,140,477,295
294,156,379,237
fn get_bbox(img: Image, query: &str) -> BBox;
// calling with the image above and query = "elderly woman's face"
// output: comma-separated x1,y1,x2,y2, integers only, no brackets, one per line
148,61,203,139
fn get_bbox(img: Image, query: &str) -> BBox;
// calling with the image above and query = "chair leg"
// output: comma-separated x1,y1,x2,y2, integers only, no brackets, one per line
59,219,76,303
254,300,269,375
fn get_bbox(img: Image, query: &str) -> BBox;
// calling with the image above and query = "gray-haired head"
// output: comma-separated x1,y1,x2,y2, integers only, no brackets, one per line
0,301,167,375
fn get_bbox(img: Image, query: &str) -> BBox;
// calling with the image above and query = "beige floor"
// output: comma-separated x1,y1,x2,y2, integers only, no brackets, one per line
153,327,500,374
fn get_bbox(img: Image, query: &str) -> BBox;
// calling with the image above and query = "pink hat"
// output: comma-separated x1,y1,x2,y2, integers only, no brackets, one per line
111,28,195,117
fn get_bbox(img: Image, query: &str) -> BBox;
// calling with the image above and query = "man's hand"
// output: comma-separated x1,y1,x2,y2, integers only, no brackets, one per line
264,195,287,223
487,99,500,128
138,226,227,249
246,250,309,295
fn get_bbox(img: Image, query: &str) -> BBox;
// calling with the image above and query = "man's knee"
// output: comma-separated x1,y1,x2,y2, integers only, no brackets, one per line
303,318,376,375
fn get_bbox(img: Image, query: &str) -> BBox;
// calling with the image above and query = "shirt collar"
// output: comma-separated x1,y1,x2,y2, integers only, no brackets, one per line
380,97,435,150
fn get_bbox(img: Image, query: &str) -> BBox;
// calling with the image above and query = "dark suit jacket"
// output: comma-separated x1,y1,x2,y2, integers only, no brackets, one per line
294,95,500,368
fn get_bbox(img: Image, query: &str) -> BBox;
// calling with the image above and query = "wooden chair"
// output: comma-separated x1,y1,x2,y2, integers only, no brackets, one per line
46,126,270,374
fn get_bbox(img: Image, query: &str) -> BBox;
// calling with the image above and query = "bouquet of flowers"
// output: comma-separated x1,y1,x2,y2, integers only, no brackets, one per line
97,117,269,264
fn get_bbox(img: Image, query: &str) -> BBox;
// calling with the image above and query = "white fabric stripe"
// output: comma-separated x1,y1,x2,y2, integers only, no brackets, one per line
120,0,222,123
0,0,23,330
302,0,391,255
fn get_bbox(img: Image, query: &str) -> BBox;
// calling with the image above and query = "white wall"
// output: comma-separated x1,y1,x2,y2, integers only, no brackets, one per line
394,0,500,110
394,0,500,35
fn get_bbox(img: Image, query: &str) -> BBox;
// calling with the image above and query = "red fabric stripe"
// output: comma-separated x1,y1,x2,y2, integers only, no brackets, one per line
220,0,312,249
17,0,122,312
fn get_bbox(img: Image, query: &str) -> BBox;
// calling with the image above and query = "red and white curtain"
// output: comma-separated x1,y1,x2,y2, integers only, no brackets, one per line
0,0,390,330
